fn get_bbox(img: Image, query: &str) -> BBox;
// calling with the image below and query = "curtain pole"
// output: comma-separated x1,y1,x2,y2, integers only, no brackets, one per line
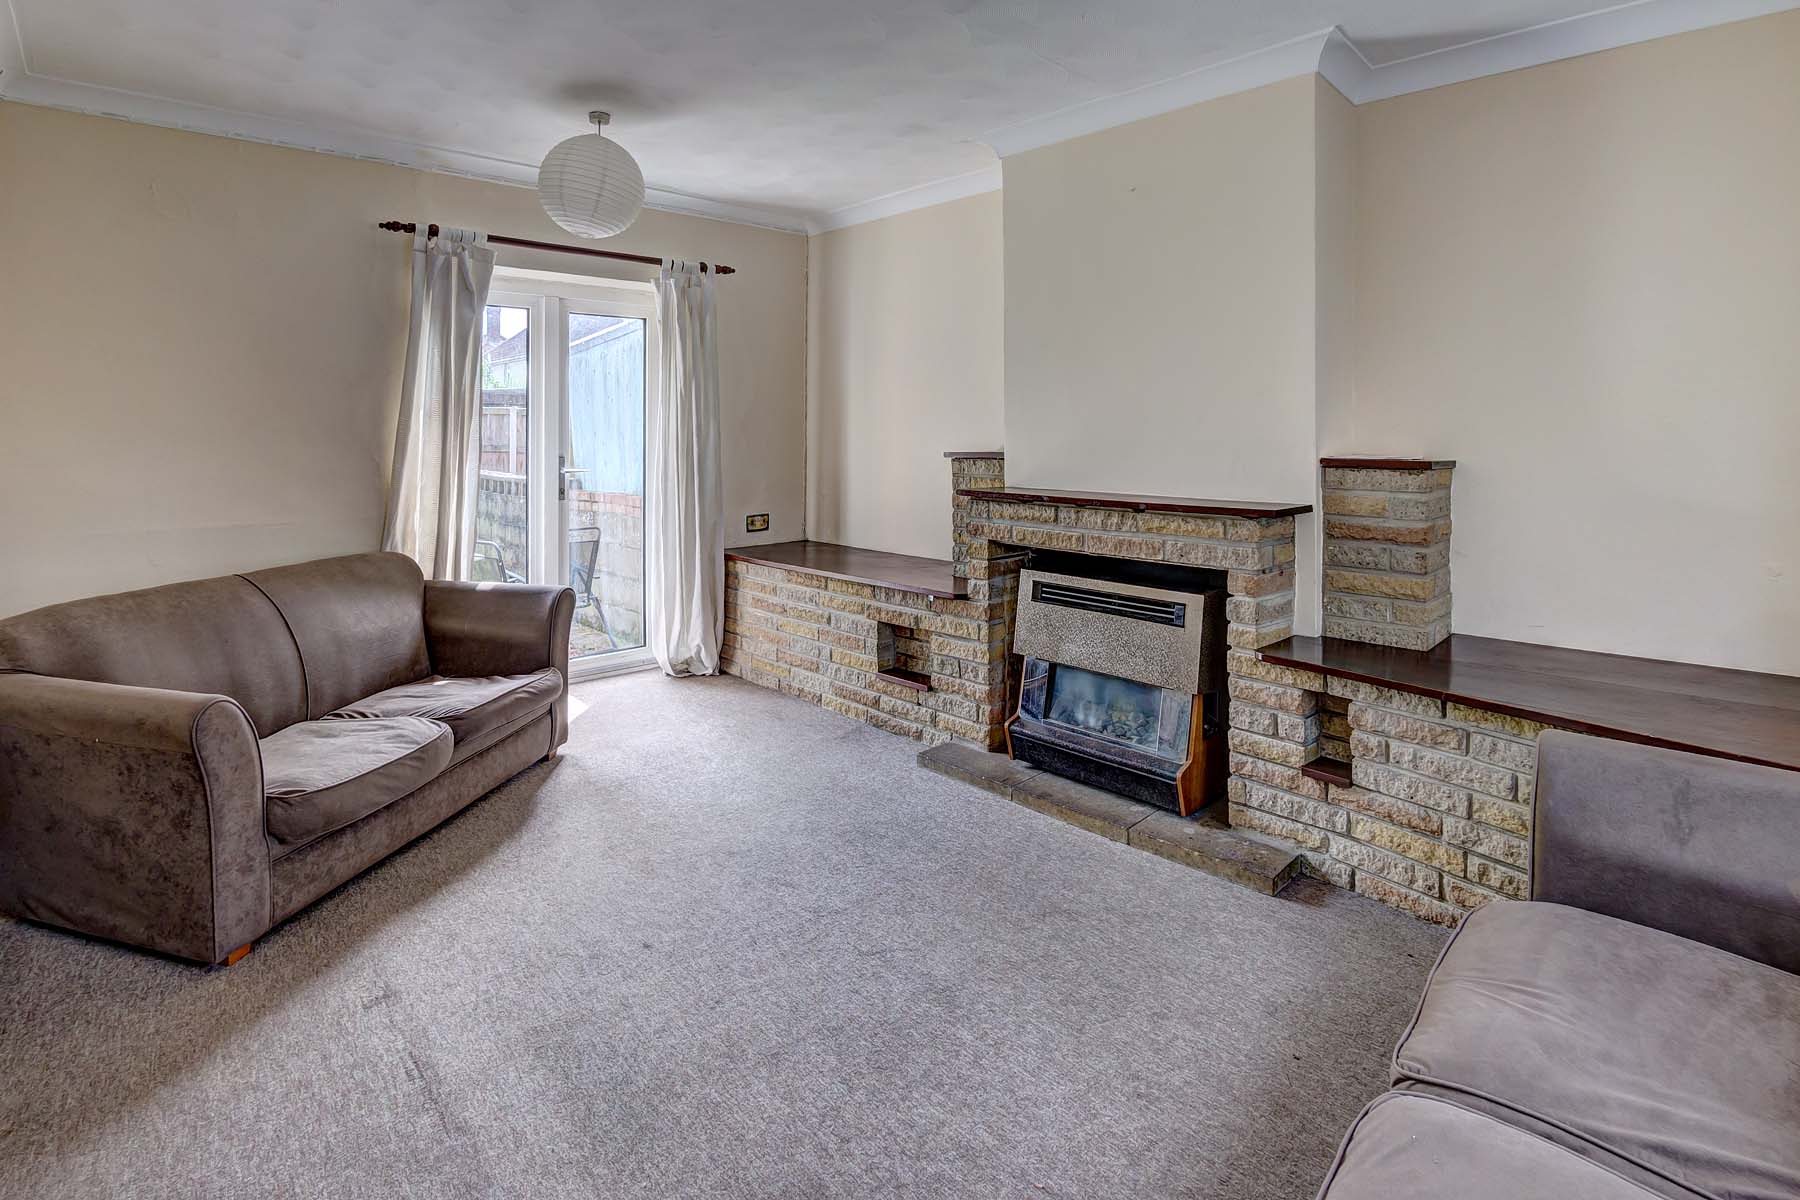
376,221,736,276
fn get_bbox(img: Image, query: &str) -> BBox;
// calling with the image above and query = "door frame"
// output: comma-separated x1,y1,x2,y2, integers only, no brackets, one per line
490,266,660,680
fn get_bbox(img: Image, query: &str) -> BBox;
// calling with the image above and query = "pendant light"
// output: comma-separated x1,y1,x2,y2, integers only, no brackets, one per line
536,111,646,239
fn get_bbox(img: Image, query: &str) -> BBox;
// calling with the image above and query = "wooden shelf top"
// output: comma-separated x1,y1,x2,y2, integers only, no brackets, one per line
877,667,932,692
1320,456,1456,470
726,540,967,599
955,486,1311,520
1300,756,1354,787
1261,634,1800,773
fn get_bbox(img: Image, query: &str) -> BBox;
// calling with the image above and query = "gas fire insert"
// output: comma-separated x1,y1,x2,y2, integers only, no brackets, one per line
1006,560,1226,815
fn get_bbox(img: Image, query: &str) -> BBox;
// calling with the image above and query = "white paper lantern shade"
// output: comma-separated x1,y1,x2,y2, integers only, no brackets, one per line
536,112,645,239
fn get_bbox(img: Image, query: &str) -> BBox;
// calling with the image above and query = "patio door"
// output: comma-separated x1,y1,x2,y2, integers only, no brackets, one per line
477,271,657,676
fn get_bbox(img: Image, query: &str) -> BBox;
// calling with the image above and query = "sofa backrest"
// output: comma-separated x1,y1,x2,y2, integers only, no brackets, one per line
241,552,431,720
0,574,307,736
1534,730,1800,974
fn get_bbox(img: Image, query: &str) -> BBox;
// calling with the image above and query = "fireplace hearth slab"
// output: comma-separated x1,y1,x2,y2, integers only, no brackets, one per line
1009,768,1162,843
918,743,1300,894
1127,813,1303,896
917,741,1045,799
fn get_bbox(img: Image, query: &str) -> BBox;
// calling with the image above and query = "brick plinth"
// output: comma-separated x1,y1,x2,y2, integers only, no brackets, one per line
1223,453,1553,925
1321,460,1454,651
948,452,1006,580
1227,648,1555,925
721,562,1017,749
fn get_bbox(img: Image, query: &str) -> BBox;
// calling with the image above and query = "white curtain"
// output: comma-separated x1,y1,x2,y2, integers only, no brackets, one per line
382,227,496,580
646,260,724,676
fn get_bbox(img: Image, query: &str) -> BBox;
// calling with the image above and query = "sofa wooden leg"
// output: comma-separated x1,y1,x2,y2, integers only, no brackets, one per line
223,943,253,967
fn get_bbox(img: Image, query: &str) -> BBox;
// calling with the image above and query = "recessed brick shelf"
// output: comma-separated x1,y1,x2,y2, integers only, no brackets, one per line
1261,634,1800,773
876,667,931,692
1300,756,1354,787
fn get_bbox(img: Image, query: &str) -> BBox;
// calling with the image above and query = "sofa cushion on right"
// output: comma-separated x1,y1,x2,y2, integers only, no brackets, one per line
261,716,453,851
325,670,562,758
1317,1092,1663,1200
1392,900,1800,1200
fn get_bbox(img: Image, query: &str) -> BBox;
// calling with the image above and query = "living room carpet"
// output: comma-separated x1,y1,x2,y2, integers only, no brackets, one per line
0,672,1447,1200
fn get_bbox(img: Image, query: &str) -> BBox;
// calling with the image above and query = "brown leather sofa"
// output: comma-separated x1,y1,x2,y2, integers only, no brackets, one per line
0,552,573,964
1315,732,1800,1200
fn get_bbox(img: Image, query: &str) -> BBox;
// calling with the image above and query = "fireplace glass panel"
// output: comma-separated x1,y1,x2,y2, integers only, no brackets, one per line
1045,664,1191,759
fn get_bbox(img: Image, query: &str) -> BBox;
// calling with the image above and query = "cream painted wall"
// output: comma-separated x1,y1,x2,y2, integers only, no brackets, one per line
1339,9,1800,673
1313,77,1357,628
1313,76,1356,493
1002,74,1326,634
11,9,1794,672
0,103,806,618
806,192,1003,559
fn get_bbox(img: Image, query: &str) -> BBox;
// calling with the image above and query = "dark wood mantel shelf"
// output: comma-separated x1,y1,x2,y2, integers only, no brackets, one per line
726,541,967,599
1262,634,1800,773
1319,456,1455,470
955,486,1311,520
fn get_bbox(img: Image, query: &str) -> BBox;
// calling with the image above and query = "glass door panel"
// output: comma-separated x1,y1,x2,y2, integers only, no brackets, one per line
563,311,647,659
475,303,531,585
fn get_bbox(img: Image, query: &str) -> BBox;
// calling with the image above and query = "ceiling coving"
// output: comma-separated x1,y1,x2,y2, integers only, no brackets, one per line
1,0,1789,234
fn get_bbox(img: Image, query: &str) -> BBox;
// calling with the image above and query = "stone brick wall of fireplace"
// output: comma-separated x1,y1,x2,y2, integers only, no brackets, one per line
1225,655,1547,924
1320,460,1454,651
957,481,1300,656
721,562,1017,749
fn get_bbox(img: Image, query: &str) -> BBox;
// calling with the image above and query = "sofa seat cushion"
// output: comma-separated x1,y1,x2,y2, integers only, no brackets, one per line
1318,1092,1664,1200
326,669,561,758
261,716,453,851
1393,900,1800,1200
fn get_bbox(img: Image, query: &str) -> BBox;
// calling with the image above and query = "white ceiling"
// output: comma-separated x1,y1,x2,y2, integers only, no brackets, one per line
1,0,1788,231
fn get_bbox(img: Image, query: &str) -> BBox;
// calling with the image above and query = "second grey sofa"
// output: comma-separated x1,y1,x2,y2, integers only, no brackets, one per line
1315,731,1800,1200
0,552,573,964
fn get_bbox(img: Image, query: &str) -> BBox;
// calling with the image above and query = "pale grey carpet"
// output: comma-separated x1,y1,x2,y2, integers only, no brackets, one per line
0,673,1447,1200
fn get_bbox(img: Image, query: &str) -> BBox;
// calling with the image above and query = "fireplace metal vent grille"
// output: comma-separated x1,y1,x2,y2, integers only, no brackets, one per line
1030,580,1186,627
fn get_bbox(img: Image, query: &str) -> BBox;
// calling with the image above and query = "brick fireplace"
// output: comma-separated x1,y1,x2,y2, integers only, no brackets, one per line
726,450,1799,927
954,453,1554,923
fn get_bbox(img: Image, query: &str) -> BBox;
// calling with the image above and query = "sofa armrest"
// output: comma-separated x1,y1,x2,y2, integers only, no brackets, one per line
423,581,575,751
423,581,574,678
0,673,271,963
1532,729,1800,972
